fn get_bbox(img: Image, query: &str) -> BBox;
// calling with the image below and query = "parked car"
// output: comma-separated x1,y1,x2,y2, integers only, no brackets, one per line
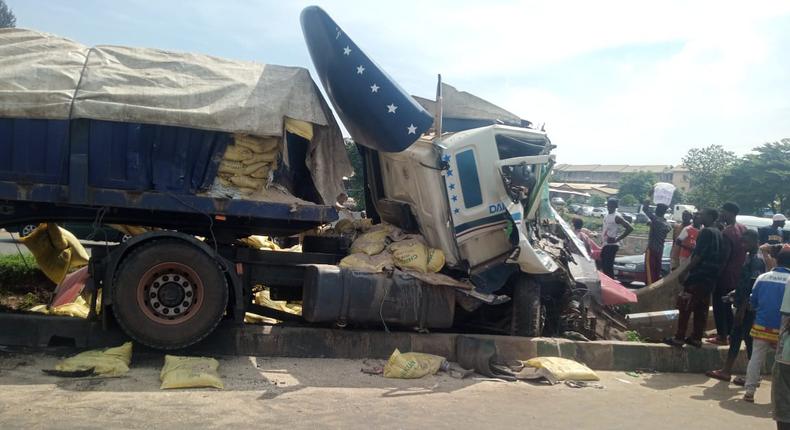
580,206,594,216
612,241,672,287
737,215,772,232
8,223,132,243
591,207,607,218
551,197,566,206
567,204,581,214
620,212,635,223
635,212,650,224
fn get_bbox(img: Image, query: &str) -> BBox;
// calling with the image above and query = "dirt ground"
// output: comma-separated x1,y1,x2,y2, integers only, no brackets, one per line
0,349,777,429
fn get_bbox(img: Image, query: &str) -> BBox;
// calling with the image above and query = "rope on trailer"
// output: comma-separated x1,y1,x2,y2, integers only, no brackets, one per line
9,231,31,270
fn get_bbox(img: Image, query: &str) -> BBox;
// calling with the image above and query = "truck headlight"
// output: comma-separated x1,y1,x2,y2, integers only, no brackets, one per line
624,263,637,270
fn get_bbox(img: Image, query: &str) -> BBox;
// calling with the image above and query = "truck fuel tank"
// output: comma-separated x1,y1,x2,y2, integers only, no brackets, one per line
302,265,455,329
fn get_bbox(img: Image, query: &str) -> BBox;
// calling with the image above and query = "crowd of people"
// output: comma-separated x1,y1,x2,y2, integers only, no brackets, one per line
571,198,790,427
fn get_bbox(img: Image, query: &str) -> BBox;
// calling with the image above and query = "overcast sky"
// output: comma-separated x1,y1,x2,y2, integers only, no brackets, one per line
9,0,790,165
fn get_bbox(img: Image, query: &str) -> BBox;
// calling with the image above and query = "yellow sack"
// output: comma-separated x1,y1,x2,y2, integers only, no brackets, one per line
223,145,253,161
285,117,314,141
218,160,245,175
334,219,356,234
244,312,278,324
243,151,278,165
160,355,224,389
339,252,394,273
54,342,132,377
383,349,445,379
249,164,271,179
523,357,599,381
426,248,445,273
229,175,264,190
239,235,280,250
109,224,151,237
21,223,89,284
234,134,279,154
50,296,90,318
389,239,429,273
350,230,390,255
353,218,373,232
254,289,301,315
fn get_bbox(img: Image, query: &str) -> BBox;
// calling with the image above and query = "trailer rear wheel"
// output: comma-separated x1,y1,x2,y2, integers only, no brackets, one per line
112,240,227,349
511,276,544,337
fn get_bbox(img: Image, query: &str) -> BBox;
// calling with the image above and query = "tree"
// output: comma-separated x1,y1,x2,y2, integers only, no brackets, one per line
589,195,606,207
343,138,365,211
0,0,15,28
620,194,638,207
721,139,790,215
671,188,686,206
682,145,736,209
618,171,656,201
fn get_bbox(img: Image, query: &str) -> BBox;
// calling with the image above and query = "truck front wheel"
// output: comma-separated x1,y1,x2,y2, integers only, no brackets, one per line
112,240,228,349
511,276,544,337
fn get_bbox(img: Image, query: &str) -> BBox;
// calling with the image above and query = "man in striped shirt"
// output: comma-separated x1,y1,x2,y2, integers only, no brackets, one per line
743,251,790,403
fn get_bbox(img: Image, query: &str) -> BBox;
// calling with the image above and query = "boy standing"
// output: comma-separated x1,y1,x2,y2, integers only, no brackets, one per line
743,251,790,403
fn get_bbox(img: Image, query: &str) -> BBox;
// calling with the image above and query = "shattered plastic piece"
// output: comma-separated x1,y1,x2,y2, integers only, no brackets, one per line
565,380,604,389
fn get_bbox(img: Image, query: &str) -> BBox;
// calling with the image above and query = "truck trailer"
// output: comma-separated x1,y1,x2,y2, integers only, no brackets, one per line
0,7,604,349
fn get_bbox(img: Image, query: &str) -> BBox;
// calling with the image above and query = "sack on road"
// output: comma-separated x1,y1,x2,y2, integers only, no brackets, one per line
383,349,445,379
51,342,132,377
160,355,224,389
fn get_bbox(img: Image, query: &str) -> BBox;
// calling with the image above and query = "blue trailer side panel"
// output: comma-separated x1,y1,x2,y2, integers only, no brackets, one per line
0,118,70,184
86,120,229,194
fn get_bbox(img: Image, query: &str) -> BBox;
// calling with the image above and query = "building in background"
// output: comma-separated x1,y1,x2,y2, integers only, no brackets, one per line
551,164,692,195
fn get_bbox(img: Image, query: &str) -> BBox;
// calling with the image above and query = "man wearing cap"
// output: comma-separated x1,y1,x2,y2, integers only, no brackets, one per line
760,214,789,245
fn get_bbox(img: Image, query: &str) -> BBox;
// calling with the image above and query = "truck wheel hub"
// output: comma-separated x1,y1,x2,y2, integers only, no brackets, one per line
138,263,202,323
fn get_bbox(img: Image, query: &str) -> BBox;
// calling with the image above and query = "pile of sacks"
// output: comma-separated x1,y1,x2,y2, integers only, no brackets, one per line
338,222,445,274
215,134,280,196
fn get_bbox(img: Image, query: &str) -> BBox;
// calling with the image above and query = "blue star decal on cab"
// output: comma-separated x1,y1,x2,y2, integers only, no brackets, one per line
454,208,460,214
451,195,458,202
447,169,453,177
448,184,455,190
301,6,434,153
441,154,451,163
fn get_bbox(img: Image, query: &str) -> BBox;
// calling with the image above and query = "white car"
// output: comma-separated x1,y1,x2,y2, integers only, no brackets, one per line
591,207,607,218
581,206,594,216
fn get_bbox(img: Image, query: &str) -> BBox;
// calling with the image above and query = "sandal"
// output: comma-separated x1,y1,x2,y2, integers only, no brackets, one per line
705,337,729,346
664,338,685,348
733,376,746,386
705,369,731,382
743,392,755,403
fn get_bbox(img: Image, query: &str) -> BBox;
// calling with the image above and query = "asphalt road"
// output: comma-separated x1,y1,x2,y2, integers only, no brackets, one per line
0,229,109,256
0,352,777,430
0,230,27,255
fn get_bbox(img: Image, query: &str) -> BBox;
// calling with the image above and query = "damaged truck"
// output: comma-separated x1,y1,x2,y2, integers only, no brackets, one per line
0,6,608,349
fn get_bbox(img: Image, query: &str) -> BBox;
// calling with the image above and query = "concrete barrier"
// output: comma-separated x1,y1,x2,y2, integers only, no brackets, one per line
0,313,770,374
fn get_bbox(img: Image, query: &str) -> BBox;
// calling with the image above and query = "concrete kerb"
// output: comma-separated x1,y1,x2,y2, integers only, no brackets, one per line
193,325,768,374
0,313,771,374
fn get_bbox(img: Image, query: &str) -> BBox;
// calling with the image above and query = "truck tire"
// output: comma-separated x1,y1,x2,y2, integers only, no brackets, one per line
511,276,544,337
112,240,227,349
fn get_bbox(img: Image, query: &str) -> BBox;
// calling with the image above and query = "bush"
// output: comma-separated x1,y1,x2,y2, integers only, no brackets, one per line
0,253,41,285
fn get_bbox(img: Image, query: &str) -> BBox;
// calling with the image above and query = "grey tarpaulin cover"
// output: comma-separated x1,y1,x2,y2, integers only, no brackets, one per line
0,28,351,205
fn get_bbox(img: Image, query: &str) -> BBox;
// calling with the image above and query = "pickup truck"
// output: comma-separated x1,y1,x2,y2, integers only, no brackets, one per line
0,6,601,349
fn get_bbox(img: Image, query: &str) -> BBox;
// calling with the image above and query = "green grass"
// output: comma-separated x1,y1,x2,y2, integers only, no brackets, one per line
0,253,40,285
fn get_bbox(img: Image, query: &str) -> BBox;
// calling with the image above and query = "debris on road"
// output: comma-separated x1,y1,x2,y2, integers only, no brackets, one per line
383,349,446,379
44,342,132,378
515,357,600,385
160,355,224,390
